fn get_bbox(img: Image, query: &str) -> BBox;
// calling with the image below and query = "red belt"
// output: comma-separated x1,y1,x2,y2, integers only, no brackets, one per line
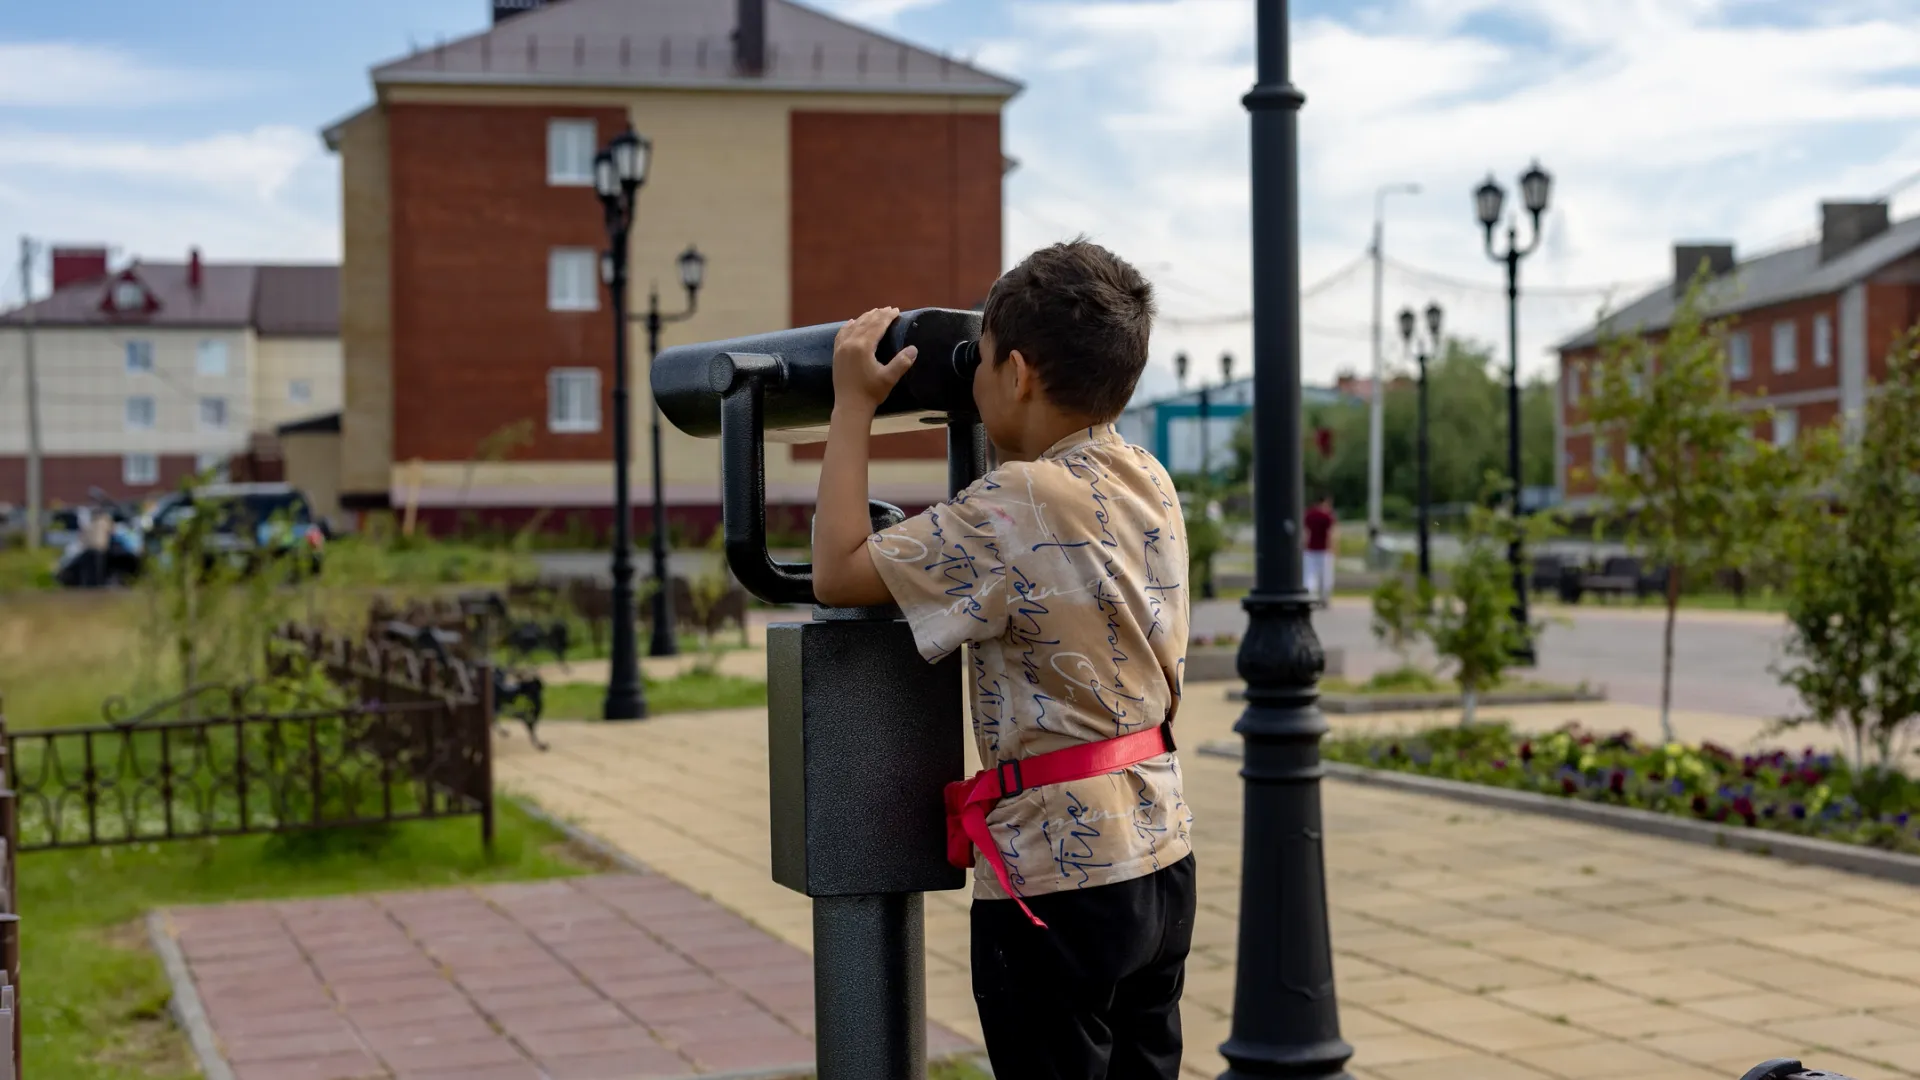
944,722,1177,928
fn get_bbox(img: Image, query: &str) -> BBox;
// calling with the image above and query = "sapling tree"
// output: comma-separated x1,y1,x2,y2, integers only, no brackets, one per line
1368,557,1431,672
1426,480,1548,726
1584,269,1813,744
1773,328,1920,790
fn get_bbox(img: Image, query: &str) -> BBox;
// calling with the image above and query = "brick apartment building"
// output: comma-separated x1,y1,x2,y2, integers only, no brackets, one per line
318,0,1019,536
0,248,340,508
1556,200,1920,506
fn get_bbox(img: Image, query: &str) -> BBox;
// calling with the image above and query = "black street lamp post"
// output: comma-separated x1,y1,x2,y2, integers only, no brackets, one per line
1474,160,1551,667
1397,302,1442,585
633,247,707,658
1223,2,1351,1079
593,125,653,722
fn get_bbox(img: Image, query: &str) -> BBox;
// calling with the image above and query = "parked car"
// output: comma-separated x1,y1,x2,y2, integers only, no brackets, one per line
143,483,328,578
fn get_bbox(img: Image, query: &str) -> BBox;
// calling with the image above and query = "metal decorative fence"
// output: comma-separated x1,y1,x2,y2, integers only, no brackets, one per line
0,698,23,1078
7,628,494,854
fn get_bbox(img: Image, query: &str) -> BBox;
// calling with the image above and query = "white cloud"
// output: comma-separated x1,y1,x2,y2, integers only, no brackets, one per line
0,42,241,107
982,0,1920,394
0,126,318,201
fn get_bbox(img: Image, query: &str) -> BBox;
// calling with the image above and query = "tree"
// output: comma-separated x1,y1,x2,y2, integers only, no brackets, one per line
1773,328,1920,785
1583,269,1810,744
1369,559,1431,669
1425,478,1548,726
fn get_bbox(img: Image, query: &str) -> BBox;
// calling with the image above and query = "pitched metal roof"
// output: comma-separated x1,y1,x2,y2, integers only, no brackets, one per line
1558,214,1920,351
254,265,340,337
371,0,1019,98
0,261,340,335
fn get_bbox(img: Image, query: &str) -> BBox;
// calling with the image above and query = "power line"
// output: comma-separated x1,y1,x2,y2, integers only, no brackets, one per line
1383,256,1662,299
1157,248,1371,328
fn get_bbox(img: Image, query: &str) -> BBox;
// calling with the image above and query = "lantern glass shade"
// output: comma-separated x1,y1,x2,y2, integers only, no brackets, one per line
677,245,706,292
1520,160,1552,215
1425,301,1444,340
1220,352,1234,383
1474,175,1505,229
1397,307,1416,343
593,152,618,199
609,128,651,187
1174,351,1189,384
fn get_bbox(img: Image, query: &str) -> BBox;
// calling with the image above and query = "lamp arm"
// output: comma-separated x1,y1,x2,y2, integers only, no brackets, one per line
1517,210,1547,258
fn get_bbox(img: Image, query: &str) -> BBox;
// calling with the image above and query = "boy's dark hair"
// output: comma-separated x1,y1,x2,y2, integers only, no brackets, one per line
981,238,1154,420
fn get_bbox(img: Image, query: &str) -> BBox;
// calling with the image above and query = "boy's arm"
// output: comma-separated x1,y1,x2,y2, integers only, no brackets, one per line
813,306,918,608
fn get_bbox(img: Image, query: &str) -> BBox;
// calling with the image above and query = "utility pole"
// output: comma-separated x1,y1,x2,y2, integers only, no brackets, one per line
1367,183,1418,564
18,236,42,551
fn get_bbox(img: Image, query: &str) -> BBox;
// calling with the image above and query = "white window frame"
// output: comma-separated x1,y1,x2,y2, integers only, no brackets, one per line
1625,442,1642,474
547,119,597,186
125,340,153,375
125,395,156,430
1566,364,1581,405
1593,435,1609,477
1772,320,1797,374
198,395,228,431
195,452,229,480
112,280,145,311
1814,313,1833,368
1728,330,1752,380
1774,407,1798,447
197,338,230,377
123,453,158,486
548,248,599,312
289,379,313,403
548,368,602,433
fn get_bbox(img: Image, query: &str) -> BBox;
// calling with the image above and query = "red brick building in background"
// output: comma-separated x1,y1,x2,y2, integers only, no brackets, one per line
1556,200,1920,507
317,0,1020,536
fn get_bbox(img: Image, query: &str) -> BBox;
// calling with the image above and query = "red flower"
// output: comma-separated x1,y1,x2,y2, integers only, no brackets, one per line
1561,777,1577,794
1690,794,1709,815
1492,759,1508,770
1732,795,1757,826
1608,770,1627,795
1519,741,1534,763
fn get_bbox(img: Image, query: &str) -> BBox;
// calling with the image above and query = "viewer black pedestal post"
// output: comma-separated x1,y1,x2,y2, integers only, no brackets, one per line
1221,3,1352,1079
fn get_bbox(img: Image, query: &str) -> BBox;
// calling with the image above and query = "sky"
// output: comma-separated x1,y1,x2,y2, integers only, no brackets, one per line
6,0,1920,402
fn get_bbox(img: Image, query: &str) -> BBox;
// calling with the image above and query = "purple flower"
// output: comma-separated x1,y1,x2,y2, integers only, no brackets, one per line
1790,803,1807,820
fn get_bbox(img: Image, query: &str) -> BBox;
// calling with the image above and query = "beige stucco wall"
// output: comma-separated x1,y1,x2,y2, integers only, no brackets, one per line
354,84,998,508
0,326,253,458
281,430,344,527
254,336,343,432
336,105,395,498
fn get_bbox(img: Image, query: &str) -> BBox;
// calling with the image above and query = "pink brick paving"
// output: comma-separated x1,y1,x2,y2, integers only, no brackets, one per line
155,875,978,1080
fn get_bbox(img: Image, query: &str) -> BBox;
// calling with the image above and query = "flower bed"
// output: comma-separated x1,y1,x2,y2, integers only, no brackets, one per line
1325,722,1920,854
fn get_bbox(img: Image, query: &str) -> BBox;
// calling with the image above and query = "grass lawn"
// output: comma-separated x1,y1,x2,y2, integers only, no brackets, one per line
544,670,768,718
1320,667,1585,697
25,800,595,1080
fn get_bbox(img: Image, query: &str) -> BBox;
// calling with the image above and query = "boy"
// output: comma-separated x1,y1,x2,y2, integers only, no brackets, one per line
1304,495,1336,607
811,240,1196,1080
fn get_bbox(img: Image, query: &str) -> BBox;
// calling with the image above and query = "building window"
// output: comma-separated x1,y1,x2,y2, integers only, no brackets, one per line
197,339,229,377
125,340,153,374
289,379,312,403
1728,330,1752,380
1814,313,1833,367
1772,320,1797,374
547,119,597,185
199,396,228,430
1566,364,1581,405
1774,407,1798,447
125,395,156,430
1593,435,1609,477
1625,442,1642,473
548,368,601,432
196,452,229,480
549,248,599,312
123,454,158,486
112,280,145,311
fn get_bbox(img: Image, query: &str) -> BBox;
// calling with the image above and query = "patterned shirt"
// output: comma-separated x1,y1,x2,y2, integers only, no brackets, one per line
868,424,1194,900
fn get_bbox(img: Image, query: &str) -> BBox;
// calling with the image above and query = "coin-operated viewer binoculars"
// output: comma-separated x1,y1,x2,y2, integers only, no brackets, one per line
653,308,987,1080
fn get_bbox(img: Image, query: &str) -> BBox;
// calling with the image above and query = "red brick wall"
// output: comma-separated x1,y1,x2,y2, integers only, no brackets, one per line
0,455,199,507
1721,295,1843,398
789,110,1002,462
387,102,627,464
1865,281,1920,382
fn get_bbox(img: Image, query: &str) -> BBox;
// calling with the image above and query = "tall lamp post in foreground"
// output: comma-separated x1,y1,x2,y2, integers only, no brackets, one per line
1223,2,1351,1078
632,245,707,657
1474,160,1552,667
1397,301,1442,585
593,125,653,721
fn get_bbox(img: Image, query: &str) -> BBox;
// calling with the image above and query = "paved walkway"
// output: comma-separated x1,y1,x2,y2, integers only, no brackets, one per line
497,677,1920,1080
155,876,972,1080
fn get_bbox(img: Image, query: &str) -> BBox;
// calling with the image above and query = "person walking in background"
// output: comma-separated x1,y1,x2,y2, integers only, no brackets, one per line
1303,495,1336,607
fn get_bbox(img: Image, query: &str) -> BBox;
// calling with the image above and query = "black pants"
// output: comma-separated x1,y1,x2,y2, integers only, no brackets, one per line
971,855,1196,1080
